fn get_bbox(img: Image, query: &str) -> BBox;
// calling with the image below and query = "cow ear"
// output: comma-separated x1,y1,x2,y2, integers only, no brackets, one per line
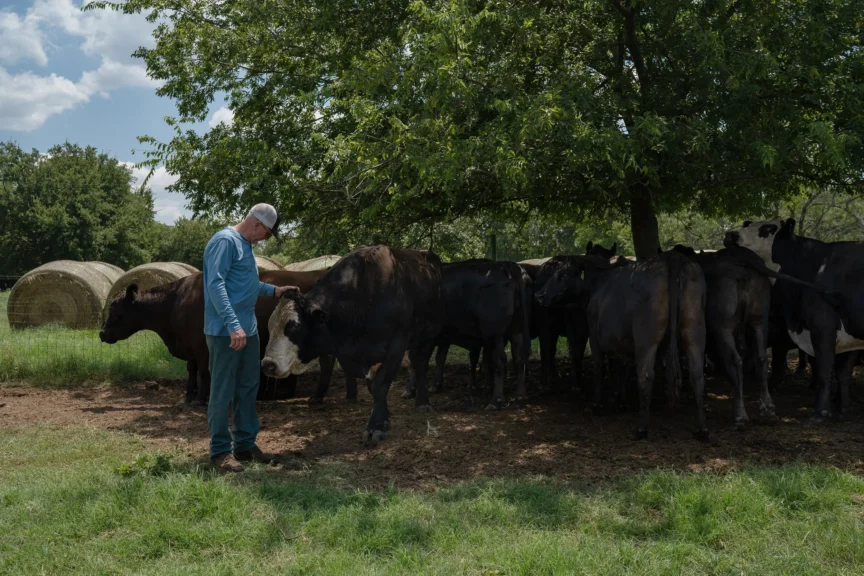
125,284,138,301
585,241,593,256
783,218,796,233
743,220,752,227
611,242,617,254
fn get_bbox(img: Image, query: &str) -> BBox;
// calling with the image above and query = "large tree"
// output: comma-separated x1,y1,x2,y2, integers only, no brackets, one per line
0,142,158,274
94,0,864,257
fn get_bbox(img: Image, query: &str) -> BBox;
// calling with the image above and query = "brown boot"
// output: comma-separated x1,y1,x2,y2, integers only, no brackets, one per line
234,445,278,465
211,452,244,472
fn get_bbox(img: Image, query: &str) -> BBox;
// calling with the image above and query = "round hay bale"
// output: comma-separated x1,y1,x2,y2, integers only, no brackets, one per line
255,255,283,272
283,255,342,271
173,262,200,274
7,260,124,330
104,262,197,317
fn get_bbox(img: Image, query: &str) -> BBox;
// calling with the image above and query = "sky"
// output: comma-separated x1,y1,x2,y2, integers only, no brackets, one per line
0,0,235,224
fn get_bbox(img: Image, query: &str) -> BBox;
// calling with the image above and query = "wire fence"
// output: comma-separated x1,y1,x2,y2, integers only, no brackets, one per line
0,291,186,385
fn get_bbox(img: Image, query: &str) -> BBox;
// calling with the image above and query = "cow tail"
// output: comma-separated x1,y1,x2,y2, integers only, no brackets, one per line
665,254,683,408
519,270,533,374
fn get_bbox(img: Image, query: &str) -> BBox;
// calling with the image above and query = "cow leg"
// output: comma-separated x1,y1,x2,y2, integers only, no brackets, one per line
185,360,198,405
198,366,211,407
811,331,835,421
485,336,507,410
430,343,448,394
565,319,589,397
833,351,857,420
468,345,481,391
538,330,556,394
714,327,748,429
309,354,336,404
364,336,409,444
511,332,528,404
769,343,789,393
409,341,435,410
748,321,775,419
796,348,809,375
588,331,605,413
633,344,659,440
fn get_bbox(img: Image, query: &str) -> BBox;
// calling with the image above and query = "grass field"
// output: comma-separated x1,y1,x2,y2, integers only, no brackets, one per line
1,425,863,575
0,291,187,385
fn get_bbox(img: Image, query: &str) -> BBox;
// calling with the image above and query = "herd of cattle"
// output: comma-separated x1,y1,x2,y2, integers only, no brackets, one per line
98,218,864,444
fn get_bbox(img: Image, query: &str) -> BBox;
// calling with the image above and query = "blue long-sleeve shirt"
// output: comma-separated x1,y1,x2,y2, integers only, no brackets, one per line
203,227,276,337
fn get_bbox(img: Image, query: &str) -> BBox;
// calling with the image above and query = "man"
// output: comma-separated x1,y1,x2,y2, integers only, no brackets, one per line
203,203,295,472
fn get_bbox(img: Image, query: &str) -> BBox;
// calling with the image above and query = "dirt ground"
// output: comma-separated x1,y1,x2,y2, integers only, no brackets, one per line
2,358,863,488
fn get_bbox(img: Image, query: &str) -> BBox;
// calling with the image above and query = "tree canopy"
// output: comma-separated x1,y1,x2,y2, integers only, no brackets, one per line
0,142,158,274
93,0,864,257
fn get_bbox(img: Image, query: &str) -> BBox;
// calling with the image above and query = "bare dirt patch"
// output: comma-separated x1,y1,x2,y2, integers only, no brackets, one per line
2,359,863,488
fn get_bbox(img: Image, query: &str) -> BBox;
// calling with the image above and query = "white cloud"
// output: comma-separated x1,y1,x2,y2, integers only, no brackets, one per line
124,162,190,224
208,106,234,128
0,1,163,131
0,9,47,66
0,67,89,131
79,58,159,97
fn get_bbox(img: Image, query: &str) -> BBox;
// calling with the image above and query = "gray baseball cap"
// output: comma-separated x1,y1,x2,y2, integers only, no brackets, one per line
249,203,280,238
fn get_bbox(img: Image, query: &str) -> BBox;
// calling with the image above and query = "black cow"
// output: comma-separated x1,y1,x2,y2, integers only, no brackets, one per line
419,260,532,409
536,252,709,439
672,245,775,427
725,218,864,419
261,245,445,443
528,257,590,395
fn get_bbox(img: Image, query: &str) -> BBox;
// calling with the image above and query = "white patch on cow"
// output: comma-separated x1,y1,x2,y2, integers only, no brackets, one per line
789,322,864,357
788,328,815,357
262,300,312,377
836,322,864,353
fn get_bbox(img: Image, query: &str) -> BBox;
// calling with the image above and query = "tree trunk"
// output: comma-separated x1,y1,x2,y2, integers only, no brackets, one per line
630,184,660,259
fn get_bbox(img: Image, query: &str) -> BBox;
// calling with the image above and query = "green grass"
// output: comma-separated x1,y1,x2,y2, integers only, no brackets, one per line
0,291,186,385
2,425,863,575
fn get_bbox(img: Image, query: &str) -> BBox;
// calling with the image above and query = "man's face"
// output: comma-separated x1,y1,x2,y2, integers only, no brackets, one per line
251,218,273,243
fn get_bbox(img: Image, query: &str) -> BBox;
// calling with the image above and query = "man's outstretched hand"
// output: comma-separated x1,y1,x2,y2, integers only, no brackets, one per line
274,285,299,298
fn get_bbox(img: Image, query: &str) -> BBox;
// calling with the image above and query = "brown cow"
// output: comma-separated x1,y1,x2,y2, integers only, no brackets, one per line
99,269,357,405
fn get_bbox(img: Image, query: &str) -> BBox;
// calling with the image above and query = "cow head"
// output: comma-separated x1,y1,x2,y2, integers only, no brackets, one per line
585,241,617,259
261,288,330,378
100,284,141,344
534,257,588,307
723,218,795,265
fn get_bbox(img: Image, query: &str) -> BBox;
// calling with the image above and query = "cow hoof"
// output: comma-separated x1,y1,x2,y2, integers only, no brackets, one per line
415,404,435,413
307,396,324,405
693,430,710,443
484,402,500,412
401,388,416,400
428,384,441,395
759,407,777,421
632,429,648,441
344,397,358,404
832,412,846,422
515,396,528,407
730,420,748,432
363,430,386,445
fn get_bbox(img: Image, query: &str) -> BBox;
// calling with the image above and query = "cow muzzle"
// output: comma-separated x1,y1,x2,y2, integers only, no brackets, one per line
723,231,740,248
261,358,283,378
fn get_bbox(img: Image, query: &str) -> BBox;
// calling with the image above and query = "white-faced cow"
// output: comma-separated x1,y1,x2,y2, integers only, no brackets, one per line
725,218,864,419
261,245,445,444
535,251,709,440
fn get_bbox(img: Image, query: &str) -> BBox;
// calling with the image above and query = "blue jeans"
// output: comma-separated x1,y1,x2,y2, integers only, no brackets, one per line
206,334,261,457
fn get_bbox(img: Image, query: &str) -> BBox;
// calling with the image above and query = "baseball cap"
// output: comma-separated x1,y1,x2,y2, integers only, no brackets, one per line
249,203,280,238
